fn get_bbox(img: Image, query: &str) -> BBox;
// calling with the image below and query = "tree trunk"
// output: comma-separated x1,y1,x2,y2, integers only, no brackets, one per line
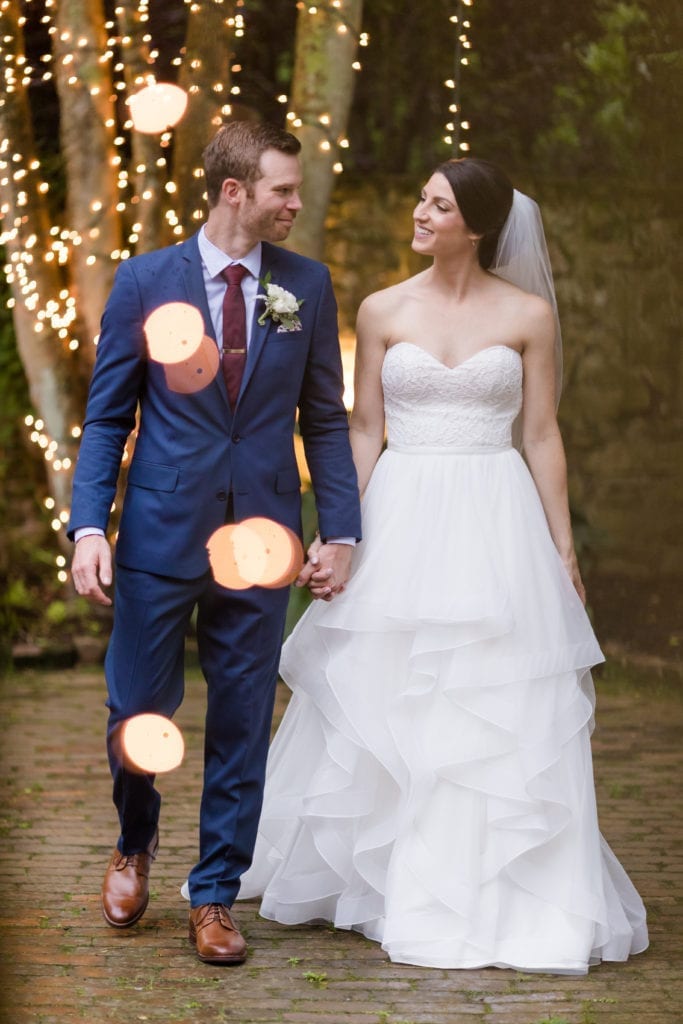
52,0,122,364
287,0,363,260
0,1,86,542
173,0,236,234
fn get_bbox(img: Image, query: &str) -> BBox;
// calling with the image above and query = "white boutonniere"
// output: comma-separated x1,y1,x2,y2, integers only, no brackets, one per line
256,273,304,333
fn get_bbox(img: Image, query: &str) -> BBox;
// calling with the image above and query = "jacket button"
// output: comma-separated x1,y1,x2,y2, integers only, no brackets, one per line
231,433,241,443
216,490,227,501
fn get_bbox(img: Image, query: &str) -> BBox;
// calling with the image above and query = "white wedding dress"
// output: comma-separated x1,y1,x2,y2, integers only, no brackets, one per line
239,342,648,973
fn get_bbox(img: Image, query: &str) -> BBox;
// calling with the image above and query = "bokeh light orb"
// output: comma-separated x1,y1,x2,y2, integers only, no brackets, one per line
238,517,305,588
163,334,220,394
207,518,304,590
127,83,188,134
206,523,252,590
144,302,204,365
119,714,185,774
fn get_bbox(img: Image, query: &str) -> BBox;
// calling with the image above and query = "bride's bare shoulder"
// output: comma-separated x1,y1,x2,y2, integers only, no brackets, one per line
487,274,554,328
359,273,426,319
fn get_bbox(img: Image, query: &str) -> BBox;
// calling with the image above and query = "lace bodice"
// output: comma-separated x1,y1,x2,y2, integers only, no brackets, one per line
381,343,522,449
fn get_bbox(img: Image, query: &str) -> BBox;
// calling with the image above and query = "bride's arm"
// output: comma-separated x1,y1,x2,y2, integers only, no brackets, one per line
520,299,586,604
295,297,387,599
349,295,388,496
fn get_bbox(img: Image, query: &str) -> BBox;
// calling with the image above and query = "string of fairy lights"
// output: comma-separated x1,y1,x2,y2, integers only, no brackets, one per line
0,0,470,586
444,0,474,154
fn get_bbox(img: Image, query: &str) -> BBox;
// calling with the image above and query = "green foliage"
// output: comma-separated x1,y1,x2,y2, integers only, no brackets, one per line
302,970,328,987
463,0,599,172
45,601,68,626
346,0,680,185
5,580,35,613
535,2,649,173
283,486,316,638
533,0,681,180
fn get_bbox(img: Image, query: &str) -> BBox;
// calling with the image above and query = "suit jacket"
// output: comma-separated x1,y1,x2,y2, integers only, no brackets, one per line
68,233,361,578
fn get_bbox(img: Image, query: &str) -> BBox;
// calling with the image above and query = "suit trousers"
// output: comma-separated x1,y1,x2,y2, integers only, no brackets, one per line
104,563,290,907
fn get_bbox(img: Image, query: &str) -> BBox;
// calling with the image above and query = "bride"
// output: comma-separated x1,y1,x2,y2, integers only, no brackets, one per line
237,157,648,973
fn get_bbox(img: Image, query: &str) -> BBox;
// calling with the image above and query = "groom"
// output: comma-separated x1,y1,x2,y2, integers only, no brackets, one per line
69,121,361,964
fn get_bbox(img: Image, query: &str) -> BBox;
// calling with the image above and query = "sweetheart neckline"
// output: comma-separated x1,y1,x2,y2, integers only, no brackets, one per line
387,342,522,372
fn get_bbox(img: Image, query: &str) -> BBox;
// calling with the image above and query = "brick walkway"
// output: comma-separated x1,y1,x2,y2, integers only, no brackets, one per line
1,663,681,1024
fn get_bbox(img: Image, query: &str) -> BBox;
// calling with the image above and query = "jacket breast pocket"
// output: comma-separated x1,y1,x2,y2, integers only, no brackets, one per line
128,459,179,492
265,334,309,370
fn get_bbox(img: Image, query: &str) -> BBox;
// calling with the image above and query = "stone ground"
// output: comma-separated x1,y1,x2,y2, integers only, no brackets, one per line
0,661,681,1024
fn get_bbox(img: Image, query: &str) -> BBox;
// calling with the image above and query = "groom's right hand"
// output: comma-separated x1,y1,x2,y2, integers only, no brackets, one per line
71,535,113,607
295,534,323,591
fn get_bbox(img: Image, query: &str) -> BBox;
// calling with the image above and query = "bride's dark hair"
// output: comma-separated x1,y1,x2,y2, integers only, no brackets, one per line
435,158,514,270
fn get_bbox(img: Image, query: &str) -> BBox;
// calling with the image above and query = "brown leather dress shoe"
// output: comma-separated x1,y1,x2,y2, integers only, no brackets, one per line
101,831,158,928
189,904,248,965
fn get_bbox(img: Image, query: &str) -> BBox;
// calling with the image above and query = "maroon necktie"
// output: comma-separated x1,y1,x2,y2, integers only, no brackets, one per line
220,264,249,410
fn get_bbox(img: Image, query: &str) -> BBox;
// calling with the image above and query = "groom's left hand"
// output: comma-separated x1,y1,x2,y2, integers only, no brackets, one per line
296,540,353,601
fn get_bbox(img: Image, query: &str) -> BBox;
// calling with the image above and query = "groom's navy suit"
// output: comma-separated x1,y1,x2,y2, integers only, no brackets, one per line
69,233,361,906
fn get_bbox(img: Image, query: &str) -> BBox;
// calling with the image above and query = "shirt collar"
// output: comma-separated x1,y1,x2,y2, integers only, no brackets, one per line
198,225,262,281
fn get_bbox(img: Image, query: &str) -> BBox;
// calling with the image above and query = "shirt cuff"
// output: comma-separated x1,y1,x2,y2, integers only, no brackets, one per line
74,527,105,542
323,536,356,546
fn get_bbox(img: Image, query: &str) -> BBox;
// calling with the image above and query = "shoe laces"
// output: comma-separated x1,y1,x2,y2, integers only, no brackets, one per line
114,850,151,876
197,903,235,931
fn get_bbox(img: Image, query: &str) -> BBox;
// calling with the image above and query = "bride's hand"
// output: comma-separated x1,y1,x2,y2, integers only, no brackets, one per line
307,543,353,601
563,552,586,605
295,537,353,601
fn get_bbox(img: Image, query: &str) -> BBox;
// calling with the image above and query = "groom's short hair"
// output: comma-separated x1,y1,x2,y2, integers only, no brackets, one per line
203,121,301,207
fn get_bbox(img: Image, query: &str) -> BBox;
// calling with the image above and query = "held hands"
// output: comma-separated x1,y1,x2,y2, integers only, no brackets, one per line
295,535,353,601
71,535,113,607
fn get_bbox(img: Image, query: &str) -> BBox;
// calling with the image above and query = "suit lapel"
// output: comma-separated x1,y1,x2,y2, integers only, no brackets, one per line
179,233,232,411
238,244,279,403
179,234,215,340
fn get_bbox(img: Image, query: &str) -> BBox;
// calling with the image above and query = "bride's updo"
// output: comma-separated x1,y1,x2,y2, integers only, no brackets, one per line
435,158,513,270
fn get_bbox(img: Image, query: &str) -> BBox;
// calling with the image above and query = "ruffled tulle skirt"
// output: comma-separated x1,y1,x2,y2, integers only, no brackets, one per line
239,446,648,972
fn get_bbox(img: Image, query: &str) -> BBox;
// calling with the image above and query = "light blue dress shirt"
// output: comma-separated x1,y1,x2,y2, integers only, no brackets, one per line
196,226,262,347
